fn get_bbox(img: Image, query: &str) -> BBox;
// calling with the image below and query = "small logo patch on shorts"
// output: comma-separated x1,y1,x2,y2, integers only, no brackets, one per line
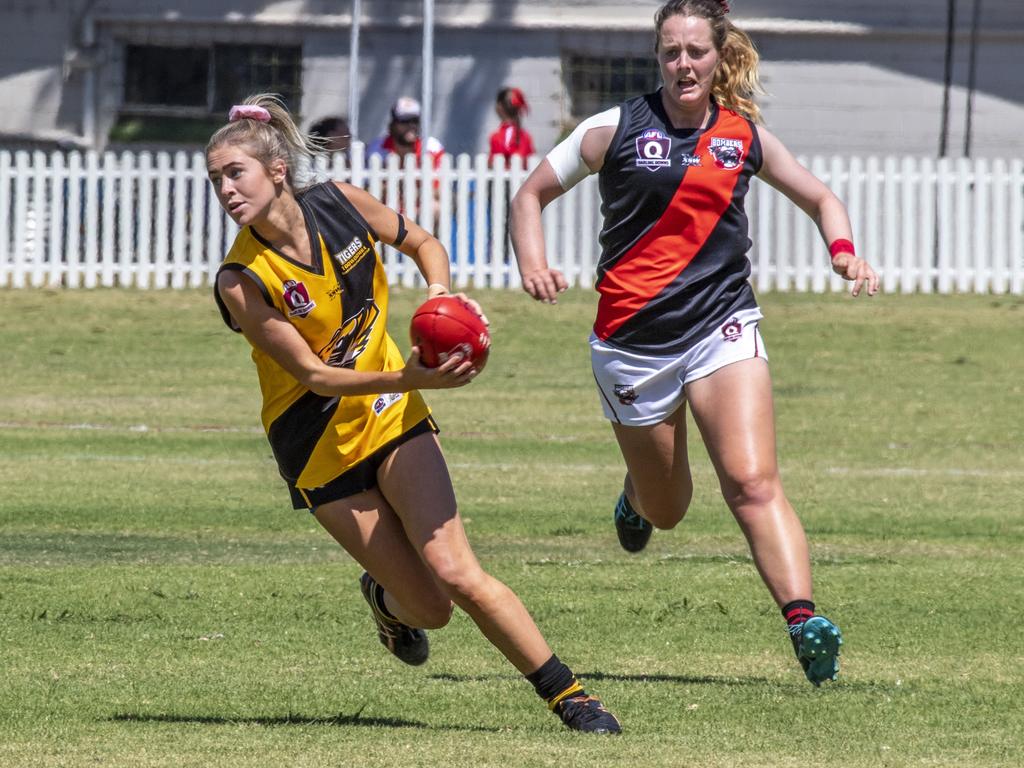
613,384,638,406
721,318,743,343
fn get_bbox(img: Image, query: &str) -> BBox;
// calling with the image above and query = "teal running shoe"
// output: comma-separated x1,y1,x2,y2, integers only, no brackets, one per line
613,492,652,553
791,615,843,686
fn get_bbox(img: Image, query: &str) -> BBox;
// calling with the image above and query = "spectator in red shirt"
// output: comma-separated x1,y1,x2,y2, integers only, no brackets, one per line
368,96,445,169
489,87,534,166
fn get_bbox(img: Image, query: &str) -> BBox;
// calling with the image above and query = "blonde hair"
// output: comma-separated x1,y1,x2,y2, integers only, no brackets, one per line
206,93,326,191
654,0,764,123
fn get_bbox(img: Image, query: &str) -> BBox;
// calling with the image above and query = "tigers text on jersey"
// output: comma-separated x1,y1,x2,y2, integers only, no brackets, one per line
214,182,430,493
595,93,763,355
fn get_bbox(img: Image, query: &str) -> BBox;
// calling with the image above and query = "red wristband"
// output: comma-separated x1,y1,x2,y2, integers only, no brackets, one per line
828,239,855,260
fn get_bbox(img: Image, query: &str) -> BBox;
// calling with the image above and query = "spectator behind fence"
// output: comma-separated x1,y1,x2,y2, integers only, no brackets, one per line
489,87,534,167
367,97,444,170
308,115,352,158
368,96,445,221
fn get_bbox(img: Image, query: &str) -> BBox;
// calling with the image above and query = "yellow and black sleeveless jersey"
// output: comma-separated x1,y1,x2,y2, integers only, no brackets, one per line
213,182,430,497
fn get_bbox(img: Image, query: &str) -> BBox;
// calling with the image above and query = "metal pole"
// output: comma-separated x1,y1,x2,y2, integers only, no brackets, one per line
421,0,434,145
348,0,362,141
939,0,957,157
963,0,982,157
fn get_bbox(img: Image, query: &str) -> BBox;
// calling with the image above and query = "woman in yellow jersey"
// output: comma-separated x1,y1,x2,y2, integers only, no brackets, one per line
206,94,619,733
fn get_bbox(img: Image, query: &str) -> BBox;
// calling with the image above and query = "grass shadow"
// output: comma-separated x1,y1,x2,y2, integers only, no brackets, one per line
430,671,769,687
110,708,498,733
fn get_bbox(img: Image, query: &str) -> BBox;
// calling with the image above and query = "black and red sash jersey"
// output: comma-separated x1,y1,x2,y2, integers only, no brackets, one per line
594,92,763,354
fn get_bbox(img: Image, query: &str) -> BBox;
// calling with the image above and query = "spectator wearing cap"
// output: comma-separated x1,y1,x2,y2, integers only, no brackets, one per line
368,96,445,170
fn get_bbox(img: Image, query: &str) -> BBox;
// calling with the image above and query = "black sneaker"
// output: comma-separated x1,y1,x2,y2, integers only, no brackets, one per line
614,492,652,553
359,571,429,666
555,695,622,734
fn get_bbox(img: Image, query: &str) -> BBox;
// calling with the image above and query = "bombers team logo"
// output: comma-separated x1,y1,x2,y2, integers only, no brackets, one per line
614,384,638,406
709,137,745,170
282,280,316,318
635,129,672,171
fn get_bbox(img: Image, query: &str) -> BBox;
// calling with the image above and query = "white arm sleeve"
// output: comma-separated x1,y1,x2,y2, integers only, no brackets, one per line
545,107,622,191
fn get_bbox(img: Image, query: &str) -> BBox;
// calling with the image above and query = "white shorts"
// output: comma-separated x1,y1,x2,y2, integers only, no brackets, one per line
590,308,766,426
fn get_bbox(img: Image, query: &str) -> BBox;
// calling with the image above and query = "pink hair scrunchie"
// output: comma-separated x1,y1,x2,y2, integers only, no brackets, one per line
228,104,272,123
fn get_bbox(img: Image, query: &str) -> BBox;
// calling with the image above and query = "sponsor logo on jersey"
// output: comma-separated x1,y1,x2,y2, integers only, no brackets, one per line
614,383,638,406
709,137,745,170
333,236,370,275
635,129,672,171
680,153,702,167
282,280,316,318
721,317,743,342
372,392,403,416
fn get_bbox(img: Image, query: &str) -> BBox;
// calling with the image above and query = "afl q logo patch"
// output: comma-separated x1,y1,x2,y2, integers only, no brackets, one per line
282,279,316,318
709,137,744,170
635,129,672,172
721,318,743,342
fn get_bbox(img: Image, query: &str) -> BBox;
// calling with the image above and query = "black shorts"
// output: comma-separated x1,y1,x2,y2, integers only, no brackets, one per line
288,416,439,511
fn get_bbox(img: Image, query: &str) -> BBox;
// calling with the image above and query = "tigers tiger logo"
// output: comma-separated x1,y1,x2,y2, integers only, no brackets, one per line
319,301,380,369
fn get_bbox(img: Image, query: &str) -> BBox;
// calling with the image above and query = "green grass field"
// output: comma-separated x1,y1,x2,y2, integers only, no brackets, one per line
1,287,1022,767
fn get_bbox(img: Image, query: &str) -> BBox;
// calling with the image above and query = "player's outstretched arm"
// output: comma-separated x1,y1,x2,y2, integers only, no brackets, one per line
509,159,569,304
756,126,879,297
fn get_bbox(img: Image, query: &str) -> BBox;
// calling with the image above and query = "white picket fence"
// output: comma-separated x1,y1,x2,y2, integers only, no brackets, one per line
1,146,1022,293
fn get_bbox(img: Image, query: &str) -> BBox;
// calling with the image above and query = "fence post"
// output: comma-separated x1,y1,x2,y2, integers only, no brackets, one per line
1010,159,1023,295
918,157,936,293
100,150,117,287
118,151,136,287
989,158,1009,295
12,150,30,288
954,158,971,293
472,153,488,288
189,151,207,287
47,151,65,287
972,157,990,293
154,152,171,289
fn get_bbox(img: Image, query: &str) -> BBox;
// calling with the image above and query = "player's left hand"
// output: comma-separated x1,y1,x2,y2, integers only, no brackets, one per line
451,292,489,326
424,285,489,326
831,252,880,297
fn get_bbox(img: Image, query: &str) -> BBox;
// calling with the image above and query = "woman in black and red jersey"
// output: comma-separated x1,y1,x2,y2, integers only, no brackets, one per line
510,0,878,687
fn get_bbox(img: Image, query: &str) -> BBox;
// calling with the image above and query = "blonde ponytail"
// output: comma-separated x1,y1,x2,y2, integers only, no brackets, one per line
713,23,763,123
207,93,326,191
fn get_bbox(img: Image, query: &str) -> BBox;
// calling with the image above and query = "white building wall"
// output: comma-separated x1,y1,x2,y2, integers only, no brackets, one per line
0,1,1021,158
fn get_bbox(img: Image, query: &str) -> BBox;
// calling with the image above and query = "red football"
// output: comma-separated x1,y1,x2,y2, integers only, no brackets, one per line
410,295,490,370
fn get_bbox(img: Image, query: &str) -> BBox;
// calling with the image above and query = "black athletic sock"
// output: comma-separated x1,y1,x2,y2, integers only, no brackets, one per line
525,654,585,709
782,599,816,629
782,600,815,654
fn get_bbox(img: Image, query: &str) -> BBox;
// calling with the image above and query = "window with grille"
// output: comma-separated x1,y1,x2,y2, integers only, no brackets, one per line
122,43,302,115
562,53,661,120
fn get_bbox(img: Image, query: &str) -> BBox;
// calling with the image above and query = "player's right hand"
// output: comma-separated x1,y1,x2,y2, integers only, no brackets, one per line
401,346,476,390
521,268,568,304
